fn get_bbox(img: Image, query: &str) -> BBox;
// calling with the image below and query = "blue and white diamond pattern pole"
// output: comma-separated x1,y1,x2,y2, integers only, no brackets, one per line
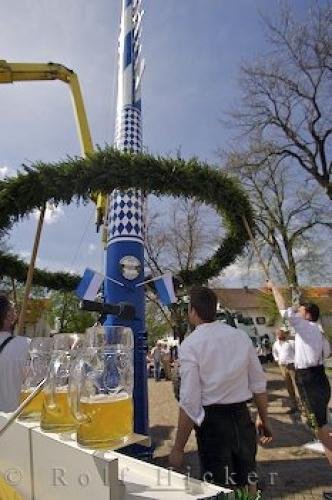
104,0,149,442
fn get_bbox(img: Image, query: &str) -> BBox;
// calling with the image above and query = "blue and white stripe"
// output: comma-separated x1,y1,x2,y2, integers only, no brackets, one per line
110,0,145,244
105,0,149,442
154,274,177,306
75,268,104,301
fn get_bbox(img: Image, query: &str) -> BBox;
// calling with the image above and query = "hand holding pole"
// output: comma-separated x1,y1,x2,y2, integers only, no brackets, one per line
0,378,46,438
241,216,271,281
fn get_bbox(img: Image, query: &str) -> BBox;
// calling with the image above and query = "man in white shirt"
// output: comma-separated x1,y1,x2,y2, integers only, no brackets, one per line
272,327,299,413
161,343,171,380
0,295,30,412
151,342,162,381
269,282,332,497
169,287,272,494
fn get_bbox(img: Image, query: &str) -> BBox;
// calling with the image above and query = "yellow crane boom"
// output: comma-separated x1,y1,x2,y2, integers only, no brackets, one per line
0,60,106,227
0,59,107,335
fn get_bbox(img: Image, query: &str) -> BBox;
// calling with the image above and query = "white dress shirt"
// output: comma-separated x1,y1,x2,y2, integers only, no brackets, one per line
281,308,330,370
179,321,267,426
272,339,295,365
0,332,30,412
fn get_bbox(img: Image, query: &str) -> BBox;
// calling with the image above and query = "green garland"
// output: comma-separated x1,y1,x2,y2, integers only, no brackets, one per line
0,147,254,290
0,251,79,291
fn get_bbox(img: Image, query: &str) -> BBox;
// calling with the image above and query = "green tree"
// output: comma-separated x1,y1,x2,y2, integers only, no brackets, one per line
145,300,171,349
144,198,222,341
47,291,96,333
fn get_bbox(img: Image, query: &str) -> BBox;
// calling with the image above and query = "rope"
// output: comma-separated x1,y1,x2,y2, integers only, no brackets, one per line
69,205,95,269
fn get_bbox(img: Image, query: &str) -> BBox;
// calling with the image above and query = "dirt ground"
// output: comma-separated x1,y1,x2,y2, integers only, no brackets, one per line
148,365,332,499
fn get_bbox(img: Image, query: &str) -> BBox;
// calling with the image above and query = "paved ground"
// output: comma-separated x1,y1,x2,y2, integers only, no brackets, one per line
148,366,332,499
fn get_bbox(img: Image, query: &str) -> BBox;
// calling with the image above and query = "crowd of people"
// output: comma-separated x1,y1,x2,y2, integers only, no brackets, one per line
146,341,178,381
1,285,331,498
167,285,332,499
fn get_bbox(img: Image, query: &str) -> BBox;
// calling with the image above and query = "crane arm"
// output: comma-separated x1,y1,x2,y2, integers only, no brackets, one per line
0,60,106,230
0,61,76,84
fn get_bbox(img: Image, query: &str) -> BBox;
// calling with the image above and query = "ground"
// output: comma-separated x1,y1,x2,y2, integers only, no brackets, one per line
148,366,332,499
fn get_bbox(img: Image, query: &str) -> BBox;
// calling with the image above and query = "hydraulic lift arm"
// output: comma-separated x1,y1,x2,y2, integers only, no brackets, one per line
0,60,106,229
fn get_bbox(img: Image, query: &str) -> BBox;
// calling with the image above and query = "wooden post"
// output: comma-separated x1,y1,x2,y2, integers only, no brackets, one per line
242,216,301,304
11,276,18,309
241,216,270,280
17,205,46,335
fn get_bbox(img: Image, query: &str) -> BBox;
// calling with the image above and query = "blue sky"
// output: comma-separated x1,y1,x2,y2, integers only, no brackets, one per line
0,0,319,286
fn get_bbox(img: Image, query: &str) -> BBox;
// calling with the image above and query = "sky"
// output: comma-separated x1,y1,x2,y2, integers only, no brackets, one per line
0,0,321,287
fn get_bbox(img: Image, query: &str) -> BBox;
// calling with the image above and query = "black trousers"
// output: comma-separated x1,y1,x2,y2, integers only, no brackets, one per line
295,365,331,428
195,402,257,488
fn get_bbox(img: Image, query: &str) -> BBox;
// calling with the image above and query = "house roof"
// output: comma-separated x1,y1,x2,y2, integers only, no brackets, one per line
301,288,332,314
214,287,332,313
304,287,332,298
214,288,268,310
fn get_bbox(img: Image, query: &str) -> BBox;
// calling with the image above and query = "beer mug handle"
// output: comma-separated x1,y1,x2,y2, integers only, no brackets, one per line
44,356,58,409
45,352,69,410
68,359,89,423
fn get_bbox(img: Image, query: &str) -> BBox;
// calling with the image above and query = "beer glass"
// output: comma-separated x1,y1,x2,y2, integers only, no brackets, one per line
40,333,84,432
69,325,134,448
19,337,53,420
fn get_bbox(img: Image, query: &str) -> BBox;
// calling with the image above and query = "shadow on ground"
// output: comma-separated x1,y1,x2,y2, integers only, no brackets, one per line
258,456,332,498
264,416,313,449
152,450,201,480
267,378,287,392
150,424,174,449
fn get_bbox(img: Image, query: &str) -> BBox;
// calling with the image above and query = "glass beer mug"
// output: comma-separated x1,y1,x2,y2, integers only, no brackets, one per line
19,337,53,420
40,333,84,432
69,325,134,448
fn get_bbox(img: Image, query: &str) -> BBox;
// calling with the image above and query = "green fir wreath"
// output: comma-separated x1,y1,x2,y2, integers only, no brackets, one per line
0,147,254,291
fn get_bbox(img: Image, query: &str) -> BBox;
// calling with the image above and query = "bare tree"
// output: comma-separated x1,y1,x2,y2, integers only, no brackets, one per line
144,212,170,277
144,197,223,339
145,198,222,276
231,1,332,198
224,144,332,287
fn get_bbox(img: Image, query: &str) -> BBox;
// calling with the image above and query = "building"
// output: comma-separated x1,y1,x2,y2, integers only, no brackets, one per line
0,290,51,337
302,287,332,338
214,287,275,341
214,287,332,340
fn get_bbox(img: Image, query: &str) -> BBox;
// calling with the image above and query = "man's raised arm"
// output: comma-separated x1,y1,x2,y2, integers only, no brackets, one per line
267,281,287,314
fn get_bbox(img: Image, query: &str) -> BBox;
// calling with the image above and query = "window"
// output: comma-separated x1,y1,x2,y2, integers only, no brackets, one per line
256,317,266,325
236,313,244,323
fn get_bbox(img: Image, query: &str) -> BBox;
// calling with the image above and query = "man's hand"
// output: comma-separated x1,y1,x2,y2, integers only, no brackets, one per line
265,280,273,291
256,417,272,445
169,446,185,469
265,280,287,311
170,408,194,468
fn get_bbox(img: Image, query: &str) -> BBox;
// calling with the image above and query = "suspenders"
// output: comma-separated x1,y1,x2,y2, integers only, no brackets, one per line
0,336,14,354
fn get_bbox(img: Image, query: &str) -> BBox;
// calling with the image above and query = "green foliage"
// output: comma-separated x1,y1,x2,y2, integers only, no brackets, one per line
234,489,261,500
145,301,170,348
47,291,96,333
0,251,79,292
257,291,279,327
0,147,254,289
214,490,261,500
169,295,190,342
324,325,332,341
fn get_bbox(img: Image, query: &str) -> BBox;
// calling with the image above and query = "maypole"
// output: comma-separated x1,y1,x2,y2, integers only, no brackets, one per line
104,0,148,440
